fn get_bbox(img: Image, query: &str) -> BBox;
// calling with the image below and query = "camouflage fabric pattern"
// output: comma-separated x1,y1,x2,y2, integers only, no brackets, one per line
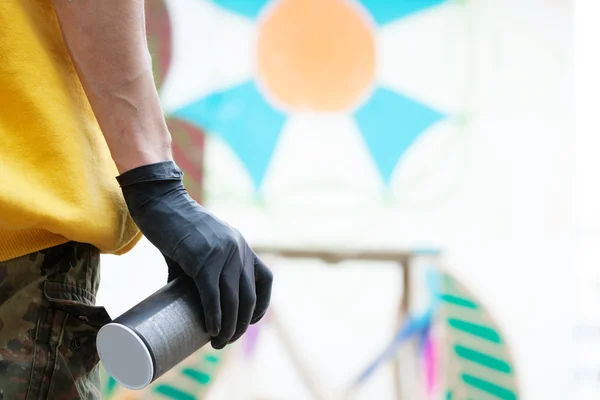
0,242,111,400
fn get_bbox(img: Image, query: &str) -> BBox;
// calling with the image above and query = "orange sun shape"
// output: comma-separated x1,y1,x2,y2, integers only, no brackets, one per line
257,0,376,111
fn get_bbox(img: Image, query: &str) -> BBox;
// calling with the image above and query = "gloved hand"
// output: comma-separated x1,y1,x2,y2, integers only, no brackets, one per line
116,161,273,349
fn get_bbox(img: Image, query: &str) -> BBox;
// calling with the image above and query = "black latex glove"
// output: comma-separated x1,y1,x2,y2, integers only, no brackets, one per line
117,161,273,349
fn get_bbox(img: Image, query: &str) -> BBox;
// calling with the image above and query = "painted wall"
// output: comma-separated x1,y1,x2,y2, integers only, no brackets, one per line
97,0,573,398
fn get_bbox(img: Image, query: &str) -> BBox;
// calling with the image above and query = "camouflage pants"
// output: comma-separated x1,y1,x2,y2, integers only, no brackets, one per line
0,242,112,400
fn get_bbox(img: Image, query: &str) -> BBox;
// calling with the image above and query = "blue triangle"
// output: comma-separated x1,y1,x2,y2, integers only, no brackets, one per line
173,81,287,189
358,0,448,25
210,0,269,19
354,87,446,184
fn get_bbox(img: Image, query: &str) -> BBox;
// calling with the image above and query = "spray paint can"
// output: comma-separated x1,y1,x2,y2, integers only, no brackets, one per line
96,276,211,390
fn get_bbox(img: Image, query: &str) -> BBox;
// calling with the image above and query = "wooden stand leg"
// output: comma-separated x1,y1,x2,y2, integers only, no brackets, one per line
393,257,411,400
269,308,328,400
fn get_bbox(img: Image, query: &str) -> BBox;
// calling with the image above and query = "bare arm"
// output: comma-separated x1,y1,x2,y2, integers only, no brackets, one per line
51,0,172,173
51,0,273,347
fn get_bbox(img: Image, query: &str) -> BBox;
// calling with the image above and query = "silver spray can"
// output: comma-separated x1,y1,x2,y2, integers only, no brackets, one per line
96,276,211,389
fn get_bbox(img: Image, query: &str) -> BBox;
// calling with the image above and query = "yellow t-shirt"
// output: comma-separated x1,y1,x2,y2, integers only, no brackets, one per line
0,0,141,261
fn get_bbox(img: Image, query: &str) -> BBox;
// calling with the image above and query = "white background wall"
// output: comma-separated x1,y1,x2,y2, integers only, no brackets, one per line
98,0,575,399
574,0,600,397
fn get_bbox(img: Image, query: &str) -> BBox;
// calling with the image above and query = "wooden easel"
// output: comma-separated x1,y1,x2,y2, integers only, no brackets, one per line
253,246,442,400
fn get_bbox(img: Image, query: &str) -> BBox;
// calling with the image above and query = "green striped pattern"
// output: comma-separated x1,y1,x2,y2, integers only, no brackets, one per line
440,272,520,400
454,346,512,374
151,349,226,400
204,354,219,364
99,364,118,399
154,385,196,400
440,294,478,309
100,347,228,399
447,319,502,343
182,367,211,384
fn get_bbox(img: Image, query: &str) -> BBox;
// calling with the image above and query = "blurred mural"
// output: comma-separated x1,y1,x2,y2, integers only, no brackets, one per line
98,0,572,399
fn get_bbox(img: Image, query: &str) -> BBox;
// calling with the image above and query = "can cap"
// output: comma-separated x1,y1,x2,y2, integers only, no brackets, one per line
97,323,154,390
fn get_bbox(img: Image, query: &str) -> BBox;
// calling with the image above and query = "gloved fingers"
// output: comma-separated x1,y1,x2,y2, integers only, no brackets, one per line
250,255,273,325
228,271,256,344
195,267,222,337
211,266,241,349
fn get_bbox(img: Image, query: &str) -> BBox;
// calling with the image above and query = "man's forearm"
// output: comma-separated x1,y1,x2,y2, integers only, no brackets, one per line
52,0,172,173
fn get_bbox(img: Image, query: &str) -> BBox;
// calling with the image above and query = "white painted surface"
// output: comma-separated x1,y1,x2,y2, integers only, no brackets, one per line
97,0,574,398
573,0,600,397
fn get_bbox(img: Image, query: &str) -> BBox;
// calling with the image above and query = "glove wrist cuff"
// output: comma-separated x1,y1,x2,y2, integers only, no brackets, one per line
116,161,183,187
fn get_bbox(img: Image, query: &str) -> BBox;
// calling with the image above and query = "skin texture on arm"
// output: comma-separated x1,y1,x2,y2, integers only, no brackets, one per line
51,0,172,173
